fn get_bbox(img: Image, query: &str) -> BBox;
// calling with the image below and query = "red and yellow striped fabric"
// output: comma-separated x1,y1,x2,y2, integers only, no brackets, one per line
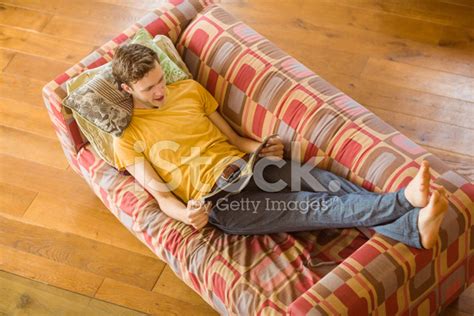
42,1,473,315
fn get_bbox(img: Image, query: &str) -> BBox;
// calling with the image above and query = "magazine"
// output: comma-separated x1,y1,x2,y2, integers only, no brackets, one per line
199,133,280,204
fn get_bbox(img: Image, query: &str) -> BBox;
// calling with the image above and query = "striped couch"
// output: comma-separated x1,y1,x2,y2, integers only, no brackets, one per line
42,0,473,314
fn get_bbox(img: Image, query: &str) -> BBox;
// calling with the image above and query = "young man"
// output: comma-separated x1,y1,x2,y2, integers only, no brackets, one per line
112,44,448,249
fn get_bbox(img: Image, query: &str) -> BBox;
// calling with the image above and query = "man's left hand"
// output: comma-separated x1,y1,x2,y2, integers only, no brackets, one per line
259,135,284,159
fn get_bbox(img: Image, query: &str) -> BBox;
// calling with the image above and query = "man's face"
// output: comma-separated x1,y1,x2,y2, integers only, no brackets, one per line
123,60,166,108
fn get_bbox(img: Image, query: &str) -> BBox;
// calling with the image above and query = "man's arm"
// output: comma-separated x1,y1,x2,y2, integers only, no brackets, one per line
126,159,211,229
208,111,285,158
208,111,262,153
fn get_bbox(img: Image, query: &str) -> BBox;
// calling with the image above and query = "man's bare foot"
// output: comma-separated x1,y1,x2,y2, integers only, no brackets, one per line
405,160,431,208
418,188,449,249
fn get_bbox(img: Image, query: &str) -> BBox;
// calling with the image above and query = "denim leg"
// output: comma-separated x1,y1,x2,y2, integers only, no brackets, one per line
372,208,423,248
247,158,370,195
207,158,423,248
283,159,422,248
208,188,415,236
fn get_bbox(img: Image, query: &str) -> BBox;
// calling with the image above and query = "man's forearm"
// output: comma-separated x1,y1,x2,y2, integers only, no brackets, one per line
233,135,262,154
127,159,191,224
153,194,188,223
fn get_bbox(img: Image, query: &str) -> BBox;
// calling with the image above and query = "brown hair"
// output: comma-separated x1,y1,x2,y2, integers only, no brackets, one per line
112,44,160,90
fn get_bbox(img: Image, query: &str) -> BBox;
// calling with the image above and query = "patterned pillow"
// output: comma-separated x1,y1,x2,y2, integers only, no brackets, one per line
63,63,133,137
131,28,190,84
64,63,118,167
73,110,116,166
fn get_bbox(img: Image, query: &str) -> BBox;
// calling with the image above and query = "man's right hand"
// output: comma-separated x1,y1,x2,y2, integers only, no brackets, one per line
184,200,212,230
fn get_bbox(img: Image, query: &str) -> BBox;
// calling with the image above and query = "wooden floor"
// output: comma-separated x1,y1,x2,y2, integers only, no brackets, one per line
0,0,472,314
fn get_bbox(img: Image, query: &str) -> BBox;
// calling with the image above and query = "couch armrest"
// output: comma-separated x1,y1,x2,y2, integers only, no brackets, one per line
288,179,473,315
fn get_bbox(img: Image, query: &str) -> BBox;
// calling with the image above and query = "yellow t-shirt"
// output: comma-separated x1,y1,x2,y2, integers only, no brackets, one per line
113,79,247,203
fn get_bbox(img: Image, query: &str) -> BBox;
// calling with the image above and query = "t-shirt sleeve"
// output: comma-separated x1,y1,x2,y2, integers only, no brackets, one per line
113,134,144,171
196,81,219,115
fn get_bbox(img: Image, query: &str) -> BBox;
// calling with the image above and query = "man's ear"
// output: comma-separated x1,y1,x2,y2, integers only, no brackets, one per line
121,83,133,94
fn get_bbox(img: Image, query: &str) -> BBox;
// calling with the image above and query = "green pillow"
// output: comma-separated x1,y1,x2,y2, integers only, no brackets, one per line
131,28,190,84
152,34,193,79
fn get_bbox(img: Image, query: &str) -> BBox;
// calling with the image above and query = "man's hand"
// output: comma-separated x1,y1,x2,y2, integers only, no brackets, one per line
259,135,284,159
184,200,212,230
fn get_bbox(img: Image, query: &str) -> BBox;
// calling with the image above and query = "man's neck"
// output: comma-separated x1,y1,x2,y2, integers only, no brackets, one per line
133,98,159,109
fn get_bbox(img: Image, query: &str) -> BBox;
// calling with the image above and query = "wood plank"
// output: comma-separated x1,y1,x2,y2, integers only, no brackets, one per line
0,48,14,70
152,265,210,307
22,192,156,258
419,145,474,182
0,3,52,31
440,0,474,8
230,1,474,51
0,270,92,315
0,73,48,106
445,283,474,314
0,25,95,64
0,97,58,139
0,183,37,218
86,299,147,316
361,57,474,103
0,215,165,290
0,245,103,297
440,308,471,316
1,0,148,28
95,278,218,315
264,0,474,49
369,107,474,157
0,271,145,315
41,15,121,46
321,72,474,130
0,154,109,210
220,2,474,78
3,52,72,82
0,125,69,169
95,0,164,10
278,42,369,79
318,0,474,29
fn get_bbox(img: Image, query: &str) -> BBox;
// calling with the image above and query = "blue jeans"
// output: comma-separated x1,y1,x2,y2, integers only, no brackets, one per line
207,157,423,249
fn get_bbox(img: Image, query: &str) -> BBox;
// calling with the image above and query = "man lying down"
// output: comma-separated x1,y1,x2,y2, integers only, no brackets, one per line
112,43,448,250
